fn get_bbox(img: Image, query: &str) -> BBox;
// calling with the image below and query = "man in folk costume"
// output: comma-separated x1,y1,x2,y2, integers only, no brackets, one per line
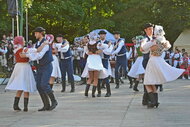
96,30,113,97
112,31,127,89
56,34,75,93
140,23,154,106
27,27,58,111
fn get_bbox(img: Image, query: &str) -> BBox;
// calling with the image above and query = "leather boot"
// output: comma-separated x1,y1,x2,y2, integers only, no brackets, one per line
133,80,139,92
38,93,50,111
115,79,119,89
105,83,111,97
70,81,75,93
142,92,149,106
101,80,106,89
147,92,157,108
159,85,163,92
154,93,160,108
142,86,148,106
84,84,90,97
23,98,29,112
128,76,133,88
92,86,97,98
97,80,101,97
13,97,21,111
47,92,58,110
109,77,114,83
61,81,66,92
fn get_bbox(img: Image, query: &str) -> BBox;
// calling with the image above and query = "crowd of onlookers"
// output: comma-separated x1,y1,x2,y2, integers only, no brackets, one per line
162,48,190,79
0,33,14,71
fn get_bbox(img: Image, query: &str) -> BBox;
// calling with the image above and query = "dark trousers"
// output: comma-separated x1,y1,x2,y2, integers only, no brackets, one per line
102,59,110,85
142,53,150,93
80,57,86,74
36,63,53,94
73,59,80,75
115,55,127,82
97,59,110,93
60,58,74,83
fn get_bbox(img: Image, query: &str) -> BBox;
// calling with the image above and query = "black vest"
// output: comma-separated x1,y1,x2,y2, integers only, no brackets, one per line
35,38,53,66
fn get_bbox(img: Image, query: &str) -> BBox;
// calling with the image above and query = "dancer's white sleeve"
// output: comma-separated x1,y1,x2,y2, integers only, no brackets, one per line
141,39,154,53
26,45,49,61
112,40,124,55
102,44,113,55
60,44,69,53
97,43,108,50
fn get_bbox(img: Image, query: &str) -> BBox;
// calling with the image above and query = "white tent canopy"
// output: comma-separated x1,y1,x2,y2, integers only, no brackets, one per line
174,29,190,54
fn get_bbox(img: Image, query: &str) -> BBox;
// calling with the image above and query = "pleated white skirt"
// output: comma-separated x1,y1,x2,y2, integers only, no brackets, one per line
51,55,62,78
128,56,145,78
5,63,37,92
81,55,108,79
144,56,185,85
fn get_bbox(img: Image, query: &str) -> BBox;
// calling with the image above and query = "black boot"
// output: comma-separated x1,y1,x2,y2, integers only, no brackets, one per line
38,93,50,111
92,86,97,98
115,79,119,89
105,83,111,97
133,81,139,92
101,80,106,89
84,84,90,97
147,92,157,108
128,76,133,88
97,80,101,97
70,81,75,93
115,83,119,89
23,98,29,112
13,97,21,111
47,92,58,110
154,93,160,108
129,82,133,88
61,81,66,92
159,85,163,92
142,92,149,106
110,77,114,83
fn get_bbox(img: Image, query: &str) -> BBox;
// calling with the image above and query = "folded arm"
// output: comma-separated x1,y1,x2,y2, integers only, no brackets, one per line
112,40,124,55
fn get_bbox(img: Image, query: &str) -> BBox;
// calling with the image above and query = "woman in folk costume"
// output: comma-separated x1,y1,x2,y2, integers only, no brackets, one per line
180,52,190,79
5,36,37,112
82,32,108,97
45,34,62,89
128,36,145,92
142,25,185,108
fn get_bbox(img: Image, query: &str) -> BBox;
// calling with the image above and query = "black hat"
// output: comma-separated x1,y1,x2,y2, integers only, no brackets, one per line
144,23,154,29
34,27,45,32
56,34,64,38
98,30,107,35
113,31,121,35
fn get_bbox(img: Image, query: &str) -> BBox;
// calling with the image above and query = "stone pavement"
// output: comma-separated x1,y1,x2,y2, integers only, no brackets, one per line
0,79,190,127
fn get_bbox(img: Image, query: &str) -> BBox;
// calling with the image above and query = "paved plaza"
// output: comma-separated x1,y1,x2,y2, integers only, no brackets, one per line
0,79,190,127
